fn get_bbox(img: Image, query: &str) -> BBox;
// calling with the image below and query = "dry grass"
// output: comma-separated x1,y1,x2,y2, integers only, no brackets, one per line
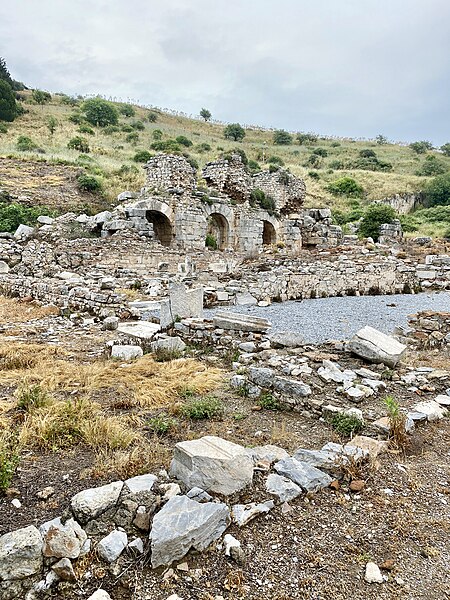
0,297,59,325
0,342,223,408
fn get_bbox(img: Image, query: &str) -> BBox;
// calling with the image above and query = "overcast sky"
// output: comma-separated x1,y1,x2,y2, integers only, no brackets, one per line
1,0,449,144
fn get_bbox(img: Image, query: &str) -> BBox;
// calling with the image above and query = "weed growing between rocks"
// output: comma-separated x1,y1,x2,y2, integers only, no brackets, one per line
0,431,19,493
179,396,224,420
329,413,364,437
153,347,182,362
15,384,49,412
146,414,178,435
384,395,408,452
258,392,281,410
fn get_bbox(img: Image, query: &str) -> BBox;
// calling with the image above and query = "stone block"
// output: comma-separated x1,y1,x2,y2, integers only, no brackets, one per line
170,435,253,495
213,311,271,333
111,345,143,360
0,525,43,581
274,457,333,492
71,481,123,524
347,326,406,367
117,321,161,340
169,285,203,320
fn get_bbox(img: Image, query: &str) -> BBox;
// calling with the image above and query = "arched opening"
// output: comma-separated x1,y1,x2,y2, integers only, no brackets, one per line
207,213,229,250
146,210,173,247
262,220,276,245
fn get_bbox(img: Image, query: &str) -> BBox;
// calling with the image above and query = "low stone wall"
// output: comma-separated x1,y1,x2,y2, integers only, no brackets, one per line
408,311,450,348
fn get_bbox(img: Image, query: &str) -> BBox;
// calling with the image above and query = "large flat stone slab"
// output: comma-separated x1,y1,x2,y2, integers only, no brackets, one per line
274,457,333,492
149,495,230,568
213,311,271,333
71,481,123,524
117,321,161,340
170,435,253,496
0,525,43,581
347,326,406,367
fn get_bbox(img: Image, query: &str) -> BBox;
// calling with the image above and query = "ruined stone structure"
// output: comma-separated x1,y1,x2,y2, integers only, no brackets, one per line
100,154,342,253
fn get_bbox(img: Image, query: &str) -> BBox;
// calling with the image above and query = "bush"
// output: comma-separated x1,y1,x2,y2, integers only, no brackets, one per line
327,176,364,198
125,132,139,145
0,202,53,232
176,135,193,147
131,120,145,130
195,142,211,153
268,155,284,166
297,132,317,145
375,134,388,145
223,123,245,141
359,149,377,158
258,392,281,410
359,204,397,241
0,122,7,133
147,111,158,122
273,129,292,145
180,396,223,419
119,103,135,117
77,174,102,193
147,414,177,435
133,150,153,163
313,147,328,157
32,89,51,106
205,234,217,249
416,155,447,176
152,129,163,140
440,143,450,157
308,170,320,180
16,135,37,151
78,124,95,135
68,136,90,153
68,111,84,125
329,413,363,437
424,173,450,206
103,125,120,134
306,154,322,168
60,94,78,106
16,385,49,412
409,140,433,154
150,139,181,152
248,159,261,172
82,97,119,127
0,80,18,121
351,156,393,172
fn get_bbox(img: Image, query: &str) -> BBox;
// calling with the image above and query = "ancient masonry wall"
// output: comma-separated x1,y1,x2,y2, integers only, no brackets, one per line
408,311,450,348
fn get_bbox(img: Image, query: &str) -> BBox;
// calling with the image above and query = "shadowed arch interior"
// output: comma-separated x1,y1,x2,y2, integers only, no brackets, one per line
146,210,173,246
207,213,230,250
262,220,276,245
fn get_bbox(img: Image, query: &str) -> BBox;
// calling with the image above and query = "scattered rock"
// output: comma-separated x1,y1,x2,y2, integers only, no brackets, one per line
97,530,128,563
265,474,302,502
232,501,274,526
349,479,365,492
347,436,388,459
412,400,447,421
274,457,333,492
125,474,157,494
51,557,76,582
0,525,43,581
364,561,384,584
347,326,406,367
111,345,143,360
71,481,124,524
87,591,112,600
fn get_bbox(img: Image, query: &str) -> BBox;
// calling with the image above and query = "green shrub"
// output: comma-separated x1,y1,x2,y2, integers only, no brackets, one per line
0,202,53,232
147,111,158,122
268,164,280,173
297,132,318,145
0,80,18,121
268,155,284,166
409,140,433,154
330,141,341,147
180,396,224,420
327,176,364,198
416,155,447,176
115,164,139,177
68,112,84,125
82,97,119,127
223,123,245,141
313,147,328,157
248,159,261,172
78,124,95,135
308,170,320,179
175,135,193,147
103,125,120,134
152,129,163,140
440,143,450,157
133,150,153,163
150,139,181,152
131,120,145,130
0,122,7,133
359,149,377,158
118,103,135,117
329,159,345,170
121,124,133,133
60,94,79,106
32,89,51,106
205,233,218,249
125,132,139,144
273,129,292,145
200,108,211,121
147,414,177,435
16,135,37,151
375,134,388,145
68,136,90,153
258,392,281,410
186,155,199,170
306,154,322,168
77,174,102,193
359,204,397,241
195,142,211,153
329,413,363,437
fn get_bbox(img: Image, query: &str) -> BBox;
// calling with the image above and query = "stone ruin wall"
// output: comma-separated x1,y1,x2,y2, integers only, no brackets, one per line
408,311,450,348
376,192,423,215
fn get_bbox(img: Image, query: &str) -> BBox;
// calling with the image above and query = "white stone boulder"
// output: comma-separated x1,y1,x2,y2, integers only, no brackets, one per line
87,591,112,600
0,525,43,580
97,530,128,563
232,500,274,526
213,311,271,333
124,474,157,494
274,457,333,492
347,326,406,367
265,474,302,502
170,435,253,496
117,321,161,340
111,345,143,360
149,495,230,568
14,224,35,240
412,400,448,421
41,517,87,559
71,481,123,524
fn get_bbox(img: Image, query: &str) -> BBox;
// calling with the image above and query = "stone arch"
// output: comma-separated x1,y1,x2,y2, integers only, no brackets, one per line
146,210,173,246
203,204,234,250
262,220,276,245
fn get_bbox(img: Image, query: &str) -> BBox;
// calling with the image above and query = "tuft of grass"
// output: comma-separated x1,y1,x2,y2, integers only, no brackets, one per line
0,432,19,493
153,347,182,362
87,441,171,480
16,384,49,412
180,396,224,420
147,413,178,435
384,395,408,451
329,413,364,437
258,392,281,411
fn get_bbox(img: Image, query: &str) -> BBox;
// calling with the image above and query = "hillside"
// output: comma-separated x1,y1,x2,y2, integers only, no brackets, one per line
0,90,449,236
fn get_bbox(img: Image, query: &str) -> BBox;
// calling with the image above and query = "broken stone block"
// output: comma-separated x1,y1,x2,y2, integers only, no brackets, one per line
265,474,302,502
0,525,43,580
103,316,119,331
435,394,450,407
149,495,230,568
97,530,128,563
412,400,447,421
213,311,271,333
51,557,76,582
150,336,186,353
272,376,311,397
125,474,157,494
347,326,406,367
71,481,123,524
235,292,257,306
111,345,143,360
269,331,304,348
169,284,203,320
248,367,274,387
274,457,333,492
346,436,388,459
232,500,274,526
245,444,289,465
170,435,253,496
117,321,161,340
42,518,87,559
14,224,35,240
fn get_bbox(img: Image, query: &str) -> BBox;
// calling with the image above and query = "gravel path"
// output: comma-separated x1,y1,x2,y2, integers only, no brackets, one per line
206,292,450,343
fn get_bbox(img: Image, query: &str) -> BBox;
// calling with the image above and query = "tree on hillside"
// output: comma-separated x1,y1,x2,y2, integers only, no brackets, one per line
0,80,18,122
47,116,58,135
375,134,388,145
32,89,52,107
424,173,450,206
273,129,293,145
200,108,211,122
119,103,135,117
0,57,26,91
440,143,450,157
223,123,245,141
82,97,119,127
409,140,433,154
359,204,397,241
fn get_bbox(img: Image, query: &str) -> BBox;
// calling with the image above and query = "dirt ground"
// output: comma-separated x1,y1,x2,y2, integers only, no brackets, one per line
0,301,449,600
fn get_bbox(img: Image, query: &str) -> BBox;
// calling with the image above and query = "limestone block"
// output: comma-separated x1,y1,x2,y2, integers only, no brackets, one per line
117,321,161,340
213,311,271,333
0,525,43,581
71,481,124,524
274,457,333,492
347,326,406,367
170,435,253,495
111,345,143,360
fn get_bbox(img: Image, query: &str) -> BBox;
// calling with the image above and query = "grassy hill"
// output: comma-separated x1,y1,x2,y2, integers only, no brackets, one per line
0,90,449,236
